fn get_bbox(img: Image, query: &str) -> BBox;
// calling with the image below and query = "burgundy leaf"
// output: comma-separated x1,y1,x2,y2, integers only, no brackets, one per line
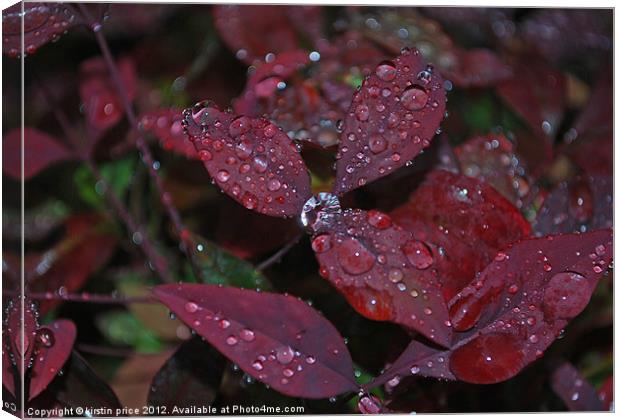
28,213,118,315
448,229,612,384
454,133,533,208
333,48,446,195
3,128,75,180
443,48,512,88
391,170,531,301
598,376,613,410
29,319,76,400
497,58,566,145
310,206,452,347
4,298,39,377
2,2,78,58
139,109,199,160
212,5,322,65
147,337,224,409
79,56,136,133
551,362,605,411
534,175,612,235
182,105,312,217
152,284,358,399
2,336,15,396
364,339,454,391
521,9,612,65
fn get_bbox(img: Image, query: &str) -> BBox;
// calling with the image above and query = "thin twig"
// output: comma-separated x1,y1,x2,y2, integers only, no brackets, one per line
257,233,304,272
35,80,175,284
4,290,156,305
78,4,204,282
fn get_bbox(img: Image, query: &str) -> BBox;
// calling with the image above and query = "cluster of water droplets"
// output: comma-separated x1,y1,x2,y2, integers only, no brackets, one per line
3,3,76,58
182,102,308,216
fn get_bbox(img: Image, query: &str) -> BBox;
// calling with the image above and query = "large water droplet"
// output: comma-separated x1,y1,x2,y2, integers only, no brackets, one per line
375,61,397,81
337,238,376,275
275,345,295,364
300,193,341,231
36,328,55,348
543,271,590,319
402,240,433,269
400,85,429,111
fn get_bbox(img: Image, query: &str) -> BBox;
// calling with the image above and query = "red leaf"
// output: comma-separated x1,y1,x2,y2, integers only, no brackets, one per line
598,376,613,410
2,2,78,58
551,362,605,411
443,48,512,88
454,133,533,208
182,105,311,218
391,170,531,301
212,5,323,65
534,175,612,235
28,214,118,315
365,230,612,389
79,56,136,133
448,229,612,384
29,319,76,400
3,128,74,180
310,207,452,347
364,339,454,391
152,284,358,399
5,298,39,376
497,58,566,144
139,109,199,160
333,49,446,195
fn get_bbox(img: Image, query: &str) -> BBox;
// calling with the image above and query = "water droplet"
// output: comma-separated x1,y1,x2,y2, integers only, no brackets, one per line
402,240,433,269
543,271,590,319
36,328,55,348
311,235,331,253
368,135,388,154
337,238,376,275
184,301,199,313
400,85,429,111
216,170,230,183
275,345,295,364
375,61,397,81
226,335,238,346
367,210,392,229
355,104,370,121
282,368,295,377
240,328,255,342
252,360,264,371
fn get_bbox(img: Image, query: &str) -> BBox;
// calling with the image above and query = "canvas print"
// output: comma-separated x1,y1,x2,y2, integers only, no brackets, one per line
1,3,614,417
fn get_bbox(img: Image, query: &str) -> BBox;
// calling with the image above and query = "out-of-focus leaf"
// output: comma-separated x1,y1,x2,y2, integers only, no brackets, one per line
148,337,225,409
3,128,75,181
96,310,163,353
551,362,605,411
182,231,271,290
139,108,199,160
74,156,136,209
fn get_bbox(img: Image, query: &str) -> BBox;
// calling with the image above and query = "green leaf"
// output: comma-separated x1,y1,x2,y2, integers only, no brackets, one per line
74,156,136,209
183,232,271,290
96,310,163,353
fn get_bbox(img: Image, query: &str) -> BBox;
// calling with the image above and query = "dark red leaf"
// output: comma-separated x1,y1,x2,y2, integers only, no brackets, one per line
443,48,512,88
364,339,454,391
29,319,76,400
448,229,612,384
212,5,322,65
28,214,118,315
521,9,612,65
333,48,446,195
551,362,605,411
366,230,612,389
2,2,79,58
4,298,39,378
598,376,613,410
497,58,566,144
182,105,312,217
79,56,136,133
139,109,199,160
391,170,531,301
310,206,451,347
148,337,224,408
534,175,612,235
454,133,533,208
153,284,358,399
3,128,75,180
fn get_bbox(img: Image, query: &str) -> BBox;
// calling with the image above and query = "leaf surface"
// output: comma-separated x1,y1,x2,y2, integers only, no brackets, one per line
550,362,605,411
334,49,446,194
153,284,358,398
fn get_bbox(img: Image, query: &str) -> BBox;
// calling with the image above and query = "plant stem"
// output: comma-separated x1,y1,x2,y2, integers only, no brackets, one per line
4,290,155,305
78,4,204,282
256,233,304,272
35,80,175,284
